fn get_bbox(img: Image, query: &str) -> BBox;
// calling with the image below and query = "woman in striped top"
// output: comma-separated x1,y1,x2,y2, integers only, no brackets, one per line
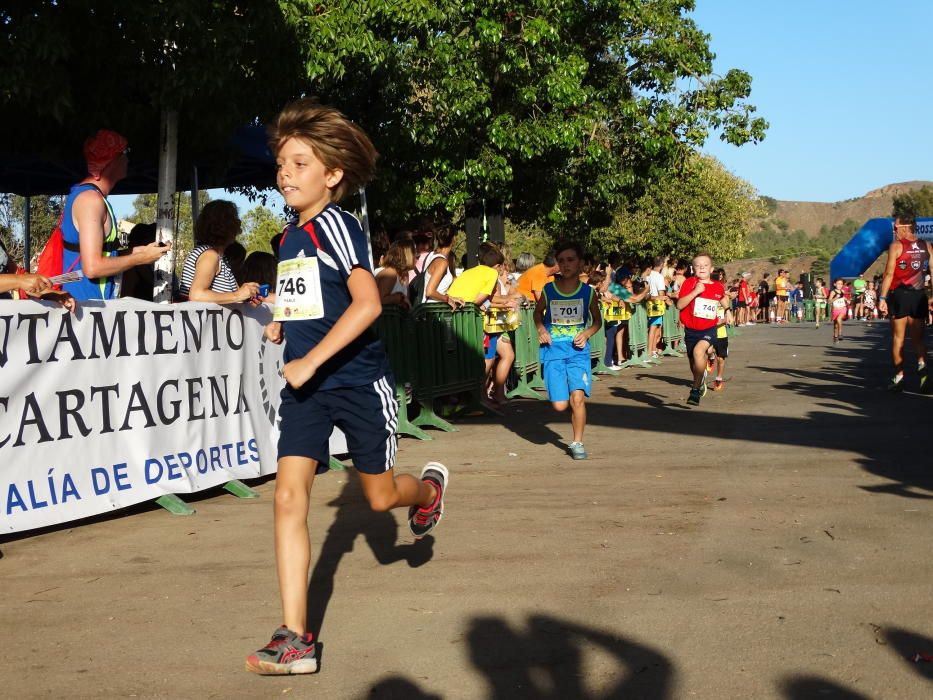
180,200,259,303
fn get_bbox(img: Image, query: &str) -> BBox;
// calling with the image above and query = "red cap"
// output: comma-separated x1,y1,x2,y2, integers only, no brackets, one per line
83,129,128,179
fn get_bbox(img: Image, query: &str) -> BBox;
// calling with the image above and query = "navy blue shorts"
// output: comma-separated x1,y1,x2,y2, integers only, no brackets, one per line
278,375,398,474
684,327,717,356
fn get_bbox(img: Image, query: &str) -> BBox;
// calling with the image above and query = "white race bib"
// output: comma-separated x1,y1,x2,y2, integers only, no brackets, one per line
273,257,324,321
832,297,847,309
550,298,584,325
692,296,718,320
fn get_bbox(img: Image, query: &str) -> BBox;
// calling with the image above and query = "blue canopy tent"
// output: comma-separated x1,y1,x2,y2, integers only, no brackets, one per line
0,126,276,263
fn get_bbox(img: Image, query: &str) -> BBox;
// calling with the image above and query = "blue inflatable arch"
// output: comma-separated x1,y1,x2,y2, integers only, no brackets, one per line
830,217,933,280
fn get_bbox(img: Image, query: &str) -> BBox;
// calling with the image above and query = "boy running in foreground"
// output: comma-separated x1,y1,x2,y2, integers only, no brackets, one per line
246,99,448,675
534,241,602,459
676,254,728,407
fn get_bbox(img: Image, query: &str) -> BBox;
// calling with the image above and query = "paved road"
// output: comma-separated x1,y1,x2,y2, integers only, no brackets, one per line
2,322,931,699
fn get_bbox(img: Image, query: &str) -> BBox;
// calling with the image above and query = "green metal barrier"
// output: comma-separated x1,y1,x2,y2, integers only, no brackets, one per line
507,304,547,400
661,305,684,357
410,303,486,432
803,299,815,322
372,305,432,440
621,303,654,368
588,321,611,377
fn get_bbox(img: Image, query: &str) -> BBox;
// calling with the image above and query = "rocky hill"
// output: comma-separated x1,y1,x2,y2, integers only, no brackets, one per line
767,181,933,236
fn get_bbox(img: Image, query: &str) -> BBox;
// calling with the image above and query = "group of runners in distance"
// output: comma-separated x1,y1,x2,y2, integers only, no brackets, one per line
4,93,927,680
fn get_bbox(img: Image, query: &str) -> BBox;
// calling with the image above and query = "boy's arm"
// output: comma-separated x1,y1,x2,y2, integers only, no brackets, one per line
73,190,168,278
587,291,602,336
878,242,901,313
533,292,551,344
676,281,704,310
282,268,382,390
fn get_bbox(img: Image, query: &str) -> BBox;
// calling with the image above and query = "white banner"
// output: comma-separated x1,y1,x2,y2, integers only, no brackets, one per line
0,299,345,534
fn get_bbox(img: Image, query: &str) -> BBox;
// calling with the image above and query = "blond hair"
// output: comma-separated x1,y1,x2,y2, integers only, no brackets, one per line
269,98,378,202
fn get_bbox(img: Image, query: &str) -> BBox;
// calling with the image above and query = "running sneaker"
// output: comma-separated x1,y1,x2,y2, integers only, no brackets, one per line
687,388,701,406
710,379,725,392
408,462,448,539
920,365,930,394
886,375,905,392
245,626,317,675
699,381,708,397
568,441,587,460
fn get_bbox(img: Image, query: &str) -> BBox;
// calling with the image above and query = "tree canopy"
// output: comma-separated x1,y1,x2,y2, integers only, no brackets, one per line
892,186,933,219
594,154,763,262
3,1,767,237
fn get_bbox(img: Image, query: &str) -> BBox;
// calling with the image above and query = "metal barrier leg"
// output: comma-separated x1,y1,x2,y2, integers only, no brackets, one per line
155,494,196,516
395,386,434,441
507,373,547,399
412,398,459,432
223,480,259,499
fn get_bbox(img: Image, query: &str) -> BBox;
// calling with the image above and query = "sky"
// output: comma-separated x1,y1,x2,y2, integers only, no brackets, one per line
113,1,933,219
692,0,933,202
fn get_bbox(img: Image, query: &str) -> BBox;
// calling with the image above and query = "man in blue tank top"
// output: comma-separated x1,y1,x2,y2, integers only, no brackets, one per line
533,240,602,460
63,130,170,300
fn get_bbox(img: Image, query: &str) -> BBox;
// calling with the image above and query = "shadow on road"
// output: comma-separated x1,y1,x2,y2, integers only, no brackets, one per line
778,674,871,699
883,626,933,681
480,325,932,501
307,472,434,638
367,613,673,699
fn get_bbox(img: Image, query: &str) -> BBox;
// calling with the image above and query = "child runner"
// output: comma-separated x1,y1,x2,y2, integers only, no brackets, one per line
813,277,827,329
676,253,728,406
534,240,602,459
828,278,847,342
709,269,731,392
246,99,449,675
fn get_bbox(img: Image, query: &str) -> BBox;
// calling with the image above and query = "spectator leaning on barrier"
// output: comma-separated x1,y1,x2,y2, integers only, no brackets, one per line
375,240,414,308
646,255,668,359
62,129,170,300
517,252,558,303
249,98,449,675
420,226,457,304
180,200,259,304
448,242,522,406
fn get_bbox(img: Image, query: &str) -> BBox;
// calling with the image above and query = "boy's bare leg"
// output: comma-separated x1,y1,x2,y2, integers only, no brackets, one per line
492,340,514,402
274,456,317,634
690,341,709,389
358,469,437,512
569,390,586,443
890,317,907,372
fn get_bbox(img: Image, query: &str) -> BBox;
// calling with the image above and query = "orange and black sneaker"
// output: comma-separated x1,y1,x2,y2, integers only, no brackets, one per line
246,626,317,675
710,379,725,392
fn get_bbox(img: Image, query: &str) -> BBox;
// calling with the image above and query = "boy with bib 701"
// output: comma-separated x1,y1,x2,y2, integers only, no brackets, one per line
533,241,602,460
246,99,449,676
676,253,728,407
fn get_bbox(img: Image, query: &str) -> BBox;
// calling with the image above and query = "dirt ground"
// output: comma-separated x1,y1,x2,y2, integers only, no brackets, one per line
2,322,931,699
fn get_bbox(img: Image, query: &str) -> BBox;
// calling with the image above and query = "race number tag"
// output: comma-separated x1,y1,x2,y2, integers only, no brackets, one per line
273,257,324,321
550,298,584,325
692,297,718,320
832,297,847,309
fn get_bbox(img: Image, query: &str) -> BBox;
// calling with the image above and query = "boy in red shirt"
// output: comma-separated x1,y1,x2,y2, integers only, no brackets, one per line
676,253,731,406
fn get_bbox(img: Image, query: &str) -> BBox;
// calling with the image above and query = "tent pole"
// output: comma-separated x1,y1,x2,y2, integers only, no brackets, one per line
153,109,178,303
23,196,31,271
191,165,200,226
